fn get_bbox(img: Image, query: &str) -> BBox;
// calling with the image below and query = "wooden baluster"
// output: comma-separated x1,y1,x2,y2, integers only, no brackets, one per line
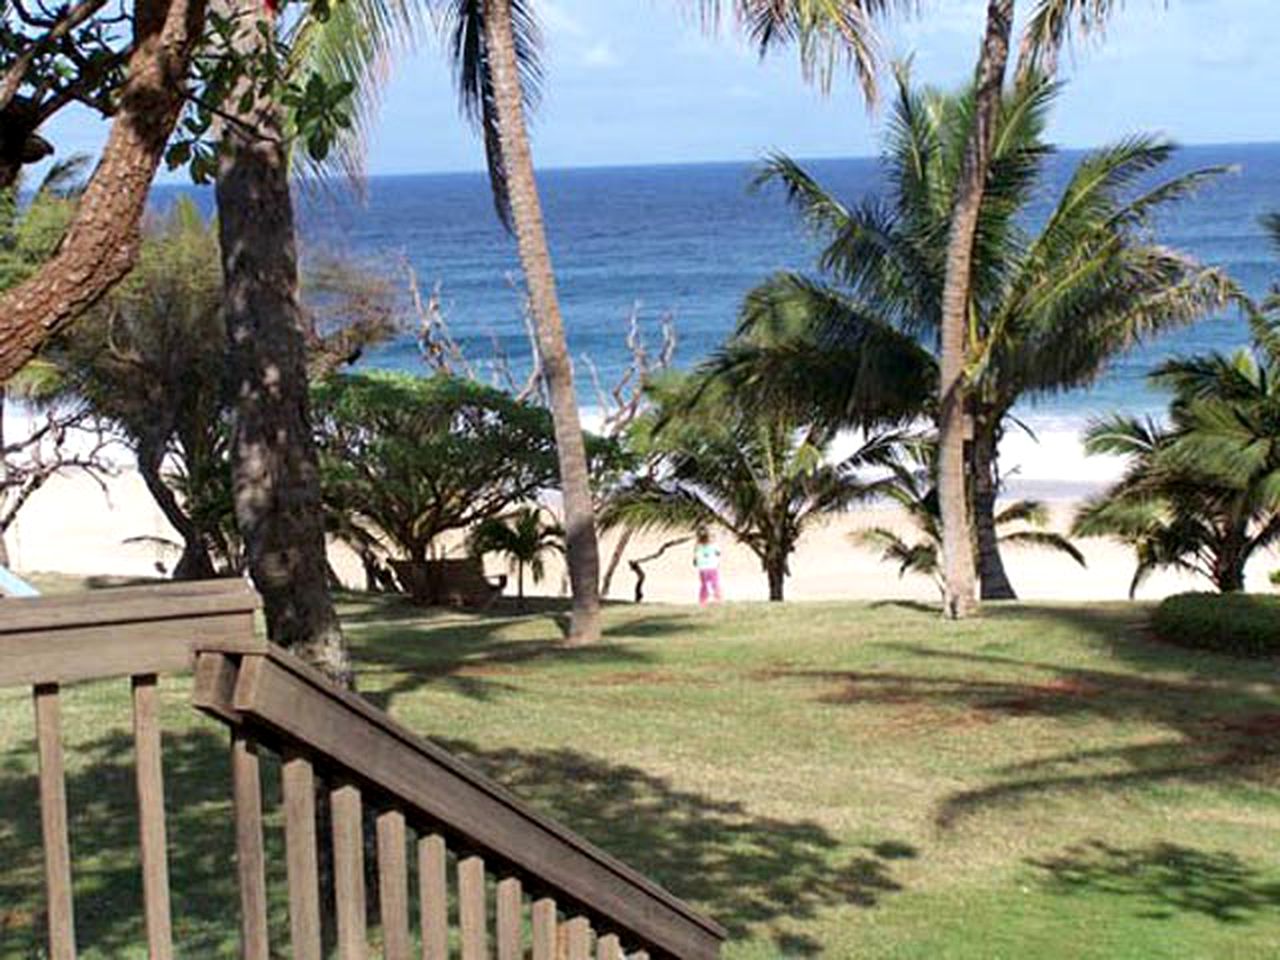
564,917,591,960
231,732,269,960
131,674,173,960
282,752,322,960
531,898,557,960
375,810,411,960
417,834,449,960
496,877,522,960
34,683,76,960
458,855,487,960
596,933,621,960
331,782,368,959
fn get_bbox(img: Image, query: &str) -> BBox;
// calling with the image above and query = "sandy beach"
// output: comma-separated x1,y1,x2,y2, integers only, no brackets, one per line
7,461,1269,605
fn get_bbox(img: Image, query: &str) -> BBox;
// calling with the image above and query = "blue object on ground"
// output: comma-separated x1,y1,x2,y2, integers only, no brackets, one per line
0,565,39,597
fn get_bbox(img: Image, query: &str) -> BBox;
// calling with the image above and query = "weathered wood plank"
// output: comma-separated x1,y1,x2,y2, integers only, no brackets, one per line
596,933,621,960
231,732,269,960
34,683,76,960
225,651,725,959
417,834,449,960
565,917,591,960
376,809,411,960
0,578,260,633
458,855,487,960
0,613,261,687
531,898,556,960
282,751,322,960
132,674,173,960
331,782,368,959
496,877,522,960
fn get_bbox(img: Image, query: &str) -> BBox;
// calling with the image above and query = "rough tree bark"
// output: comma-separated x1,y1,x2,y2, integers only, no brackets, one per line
483,0,602,644
765,554,787,602
0,0,206,381
937,0,1014,619
212,0,350,685
972,414,1016,600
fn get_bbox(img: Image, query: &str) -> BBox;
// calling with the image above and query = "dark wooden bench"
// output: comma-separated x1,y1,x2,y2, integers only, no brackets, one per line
390,557,508,608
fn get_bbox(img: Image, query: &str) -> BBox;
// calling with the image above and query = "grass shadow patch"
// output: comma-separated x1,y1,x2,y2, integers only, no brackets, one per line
1031,840,1280,924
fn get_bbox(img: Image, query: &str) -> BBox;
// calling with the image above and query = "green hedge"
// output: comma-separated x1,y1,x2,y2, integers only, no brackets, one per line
1152,592,1280,657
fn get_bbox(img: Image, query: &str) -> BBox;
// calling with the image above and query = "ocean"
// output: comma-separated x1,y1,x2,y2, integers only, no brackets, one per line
153,142,1280,492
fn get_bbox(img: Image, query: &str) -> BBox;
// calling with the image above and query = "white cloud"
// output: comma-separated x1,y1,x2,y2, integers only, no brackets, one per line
582,40,622,69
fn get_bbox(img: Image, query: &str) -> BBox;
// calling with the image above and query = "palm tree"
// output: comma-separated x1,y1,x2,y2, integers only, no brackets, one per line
854,442,1083,598
935,0,1139,617
713,69,1227,600
469,507,564,608
603,376,899,601
1074,307,1280,595
442,0,604,643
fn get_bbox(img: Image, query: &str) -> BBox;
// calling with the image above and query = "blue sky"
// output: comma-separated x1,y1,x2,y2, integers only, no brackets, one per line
44,0,1280,176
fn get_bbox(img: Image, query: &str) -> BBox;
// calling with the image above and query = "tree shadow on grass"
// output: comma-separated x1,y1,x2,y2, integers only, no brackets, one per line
1031,840,1280,924
764,641,1280,829
350,607,706,709
0,726,909,957
438,738,912,954
0,724,251,958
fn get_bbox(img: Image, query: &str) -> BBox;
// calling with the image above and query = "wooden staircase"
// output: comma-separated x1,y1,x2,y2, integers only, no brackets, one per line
0,579,725,959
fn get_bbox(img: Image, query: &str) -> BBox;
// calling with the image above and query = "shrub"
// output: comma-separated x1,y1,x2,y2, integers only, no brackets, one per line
1152,592,1280,658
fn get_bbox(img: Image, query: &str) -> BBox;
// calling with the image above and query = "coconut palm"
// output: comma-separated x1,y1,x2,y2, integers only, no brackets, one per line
711,68,1227,600
1074,308,1280,595
935,0,1144,617
469,507,564,608
854,442,1083,598
603,376,900,601
441,0,606,642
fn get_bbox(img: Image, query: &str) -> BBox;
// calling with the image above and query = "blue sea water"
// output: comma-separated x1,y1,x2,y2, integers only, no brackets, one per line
156,142,1280,432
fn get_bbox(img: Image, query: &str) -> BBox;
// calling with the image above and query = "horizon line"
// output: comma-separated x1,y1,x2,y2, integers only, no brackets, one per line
150,137,1280,188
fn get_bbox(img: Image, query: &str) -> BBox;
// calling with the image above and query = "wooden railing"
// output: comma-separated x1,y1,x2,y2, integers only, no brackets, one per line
0,580,725,959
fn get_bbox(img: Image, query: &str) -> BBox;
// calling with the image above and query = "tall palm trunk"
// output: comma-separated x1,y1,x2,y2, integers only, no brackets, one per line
972,415,1016,599
937,0,1014,619
213,0,351,685
483,0,602,645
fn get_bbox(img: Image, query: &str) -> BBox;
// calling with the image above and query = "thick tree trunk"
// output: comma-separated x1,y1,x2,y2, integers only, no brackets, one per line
0,0,205,381
483,0,602,645
973,416,1015,600
937,0,1013,620
766,558,785,602
213,0,350,685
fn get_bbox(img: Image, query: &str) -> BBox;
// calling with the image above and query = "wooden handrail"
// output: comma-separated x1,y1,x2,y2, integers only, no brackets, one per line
194,643,728,959
0,579,262,687
3,581,726,958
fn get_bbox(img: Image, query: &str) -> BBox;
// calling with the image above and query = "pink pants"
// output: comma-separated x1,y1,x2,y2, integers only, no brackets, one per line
698,569,722,604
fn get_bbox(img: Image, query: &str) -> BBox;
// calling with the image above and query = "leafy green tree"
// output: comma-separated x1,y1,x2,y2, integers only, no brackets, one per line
1074,303,1280,595
715,68,1226,600
928,0,1148,618
469,506,563,607
312,372,559,565
603,376,898,601
34,197,233,578
854,441,1083,598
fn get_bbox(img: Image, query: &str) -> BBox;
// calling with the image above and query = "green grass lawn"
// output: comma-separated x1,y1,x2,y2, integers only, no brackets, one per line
2,591,1279,957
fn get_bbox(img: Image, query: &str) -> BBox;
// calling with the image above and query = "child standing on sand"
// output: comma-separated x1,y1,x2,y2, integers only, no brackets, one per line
693,528,722,605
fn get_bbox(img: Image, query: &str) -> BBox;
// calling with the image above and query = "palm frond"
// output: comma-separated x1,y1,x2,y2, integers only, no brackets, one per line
446,0,544,230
